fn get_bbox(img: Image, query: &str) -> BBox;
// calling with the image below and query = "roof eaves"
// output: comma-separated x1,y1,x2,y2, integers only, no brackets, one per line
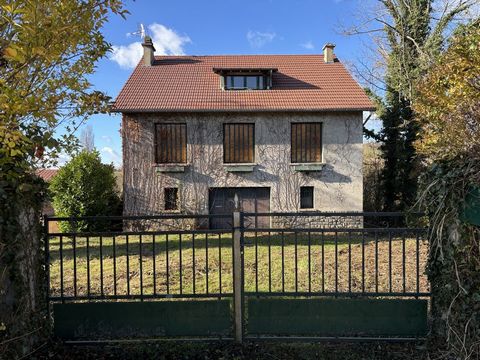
112,107,376,113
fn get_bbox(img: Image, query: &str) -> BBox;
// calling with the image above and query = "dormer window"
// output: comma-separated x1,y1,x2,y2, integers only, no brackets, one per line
225,75,265,90
213,67,277,90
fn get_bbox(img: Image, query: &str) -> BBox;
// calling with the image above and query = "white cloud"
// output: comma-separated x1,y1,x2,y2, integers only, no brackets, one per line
246,30,276,48
300,41,315,50
101,135,112,143
101,146,122,167
110,23,191,69
56,152,71,166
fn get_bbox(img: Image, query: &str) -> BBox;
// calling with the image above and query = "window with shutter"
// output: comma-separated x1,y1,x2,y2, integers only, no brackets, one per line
223,123,255,163
155,123,187,164
291,123,322,163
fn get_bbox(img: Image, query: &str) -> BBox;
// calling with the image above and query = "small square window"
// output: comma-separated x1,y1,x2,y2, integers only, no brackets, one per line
165,188,178,211
300,187,314,209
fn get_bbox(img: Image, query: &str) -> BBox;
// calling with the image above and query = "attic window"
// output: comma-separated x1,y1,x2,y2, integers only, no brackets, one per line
213,68,277,90
225,75,265,90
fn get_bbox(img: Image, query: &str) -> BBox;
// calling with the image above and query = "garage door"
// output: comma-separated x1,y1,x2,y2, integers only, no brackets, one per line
209,187,270,229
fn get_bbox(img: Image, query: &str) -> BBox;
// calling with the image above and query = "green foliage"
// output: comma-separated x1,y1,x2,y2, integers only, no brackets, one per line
50,151,121,232
418,155,480,358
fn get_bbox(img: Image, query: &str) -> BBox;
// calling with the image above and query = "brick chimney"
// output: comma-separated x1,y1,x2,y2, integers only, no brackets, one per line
323,43,335,63
142,35,156,66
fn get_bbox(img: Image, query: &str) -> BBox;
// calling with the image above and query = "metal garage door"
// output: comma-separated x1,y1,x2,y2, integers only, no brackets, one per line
209,187,270,229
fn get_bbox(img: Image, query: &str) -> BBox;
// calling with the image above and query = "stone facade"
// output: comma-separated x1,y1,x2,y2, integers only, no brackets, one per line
122,111,363,226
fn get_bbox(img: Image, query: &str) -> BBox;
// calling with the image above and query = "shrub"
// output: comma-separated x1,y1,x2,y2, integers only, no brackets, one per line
49,150,121,232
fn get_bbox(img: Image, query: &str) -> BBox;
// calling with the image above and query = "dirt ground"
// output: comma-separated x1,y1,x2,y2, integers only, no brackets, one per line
35,340,428,360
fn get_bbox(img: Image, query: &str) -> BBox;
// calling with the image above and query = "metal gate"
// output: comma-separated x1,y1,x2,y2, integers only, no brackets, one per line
45,214,235,340
45,211,429,342
236,211,429,341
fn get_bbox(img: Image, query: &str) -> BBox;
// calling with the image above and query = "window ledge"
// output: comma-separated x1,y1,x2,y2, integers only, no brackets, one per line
155,164,188,173
162,209,181,214
224,163,256,172
291,163,326,172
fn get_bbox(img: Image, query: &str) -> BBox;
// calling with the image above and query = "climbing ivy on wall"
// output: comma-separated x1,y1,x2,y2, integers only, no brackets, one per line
418,156,480,358
0,173,47,358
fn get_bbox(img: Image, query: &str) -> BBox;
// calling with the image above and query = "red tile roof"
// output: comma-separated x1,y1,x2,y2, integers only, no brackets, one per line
35,169,58,182
113,55,375,112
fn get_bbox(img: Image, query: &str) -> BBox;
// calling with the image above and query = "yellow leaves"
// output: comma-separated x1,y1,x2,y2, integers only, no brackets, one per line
2,45,25,63
3,47,17,58
414,21,480,161
0,125,29,159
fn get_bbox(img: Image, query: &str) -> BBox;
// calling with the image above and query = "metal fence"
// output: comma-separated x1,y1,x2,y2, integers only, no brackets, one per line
45,211,430,342
45,211,429,303
45,214,234,303
240,212,429,298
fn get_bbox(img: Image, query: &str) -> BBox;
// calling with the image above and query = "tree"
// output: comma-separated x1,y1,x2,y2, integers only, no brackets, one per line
415,20,480,160
50,150,121,232
0,0,127,176
80,125,95,152
346,0,477,211
363,143,384,211
0,1,126,357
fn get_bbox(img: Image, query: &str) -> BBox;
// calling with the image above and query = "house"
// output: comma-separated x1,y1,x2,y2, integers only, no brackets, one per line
113,36,374,228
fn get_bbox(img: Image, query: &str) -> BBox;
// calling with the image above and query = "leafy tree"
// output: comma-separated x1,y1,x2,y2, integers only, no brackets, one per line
0,1,126,356
415,20,480,160
50,150,121,232
0,0,127,180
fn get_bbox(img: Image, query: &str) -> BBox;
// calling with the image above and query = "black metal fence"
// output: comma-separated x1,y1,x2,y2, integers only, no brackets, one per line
240,212,429,298
45,214,234,303
45,211,429,304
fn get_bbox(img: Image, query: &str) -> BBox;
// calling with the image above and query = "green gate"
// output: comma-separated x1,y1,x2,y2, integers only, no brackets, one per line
46,211,429,342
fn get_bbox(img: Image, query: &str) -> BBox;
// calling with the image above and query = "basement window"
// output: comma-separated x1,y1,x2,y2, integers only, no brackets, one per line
164,188,178,211
300,186,314,209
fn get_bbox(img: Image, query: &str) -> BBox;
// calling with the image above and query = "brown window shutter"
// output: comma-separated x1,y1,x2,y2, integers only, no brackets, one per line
155,123,187,164
223,123,255,163
291,123,322,163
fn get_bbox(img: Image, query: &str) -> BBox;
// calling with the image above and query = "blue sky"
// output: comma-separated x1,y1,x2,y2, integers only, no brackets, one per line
77,0,375,167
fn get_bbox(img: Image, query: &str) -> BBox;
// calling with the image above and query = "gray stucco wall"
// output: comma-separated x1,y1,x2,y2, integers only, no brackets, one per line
122,112,363,218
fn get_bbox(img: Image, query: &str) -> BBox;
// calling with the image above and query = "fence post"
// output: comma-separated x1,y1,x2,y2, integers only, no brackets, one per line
233,195,243,343
43,215,50,318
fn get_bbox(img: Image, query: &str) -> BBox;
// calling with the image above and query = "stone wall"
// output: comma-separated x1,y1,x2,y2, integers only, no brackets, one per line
122,111,363,226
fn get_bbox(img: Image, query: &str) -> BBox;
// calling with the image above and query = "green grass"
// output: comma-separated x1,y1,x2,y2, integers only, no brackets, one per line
48,232,429,298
